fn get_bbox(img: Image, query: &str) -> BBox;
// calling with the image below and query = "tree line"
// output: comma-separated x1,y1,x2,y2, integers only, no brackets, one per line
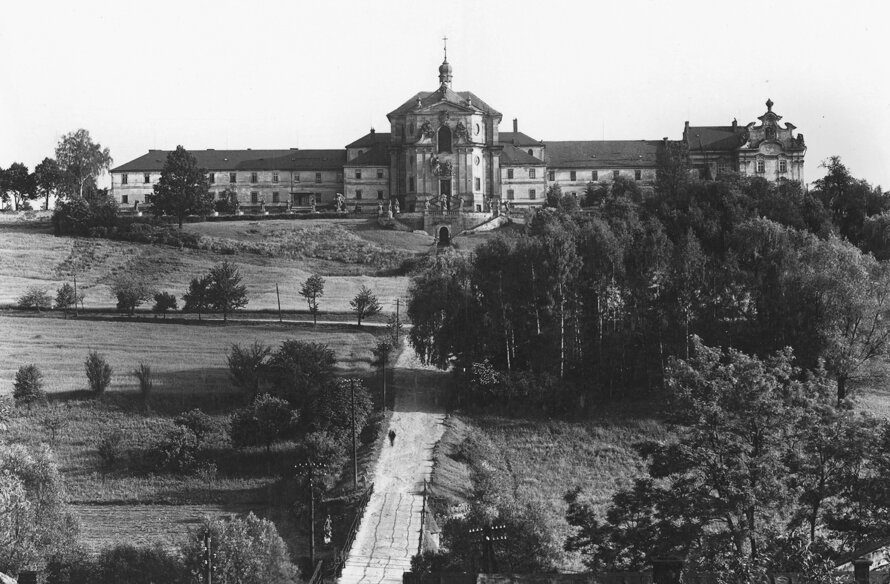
408,155,890,406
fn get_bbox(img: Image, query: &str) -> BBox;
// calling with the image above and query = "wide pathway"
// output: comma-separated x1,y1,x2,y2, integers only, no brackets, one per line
338,345,447,584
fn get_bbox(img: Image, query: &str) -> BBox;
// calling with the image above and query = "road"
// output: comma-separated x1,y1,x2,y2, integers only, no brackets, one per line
338,345,447,584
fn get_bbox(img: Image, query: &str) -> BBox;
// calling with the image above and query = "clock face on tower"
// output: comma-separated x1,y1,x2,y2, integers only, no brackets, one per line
474,123,481,135
474,156,480,166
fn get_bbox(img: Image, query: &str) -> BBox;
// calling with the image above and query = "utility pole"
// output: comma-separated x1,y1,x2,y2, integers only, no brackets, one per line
202,531,212,584
295,461,328,565
469,523,507,573
395,299,400,342
73,273,78,317
351,379,358,490
276,283,282,323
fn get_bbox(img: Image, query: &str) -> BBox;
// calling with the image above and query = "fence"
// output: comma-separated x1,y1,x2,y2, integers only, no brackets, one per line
332,483,375,578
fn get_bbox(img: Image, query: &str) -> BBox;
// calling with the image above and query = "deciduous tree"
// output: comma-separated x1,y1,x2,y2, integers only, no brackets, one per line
34,157,62,210
55,128,112,200
207,261,248,322
300,273,325,325
151,146,213,228
350,284,381,326
182,275,211,321
2,163,36,210
229,394,296,456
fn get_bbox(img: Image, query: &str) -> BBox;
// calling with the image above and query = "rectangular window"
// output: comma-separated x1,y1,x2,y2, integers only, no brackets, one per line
121,194,128,204
529,189,536,199
409,177,415,191
272,192,280,203
507,168,514,179
507,189,515,200
570,171,576,181
635,169,642,181
592,170,598,181
757,159,765,173
779,159,787,173
355,170,362,179
377,190,384,200
143,173,150,184
209,172,215,184
613,170,620,179
251,192,258,204
377,169,384,179
144,194,153,204
273,172,279,183
121,174,128,185
250,172,258,183
475,177,481,191
529,168,536,179
294,173,301,182
315,172,322,183
355,190,362,200
548,171,555,181
229,172,236,183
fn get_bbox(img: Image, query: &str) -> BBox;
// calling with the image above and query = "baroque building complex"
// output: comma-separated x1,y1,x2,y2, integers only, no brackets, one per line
111,54,806,213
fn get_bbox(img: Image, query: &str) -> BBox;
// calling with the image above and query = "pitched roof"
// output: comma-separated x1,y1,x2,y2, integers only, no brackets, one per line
344,144,390,167
685,126,746,151
346,131,391,149
500,144,545,166
498,132,542,147
545,140,662,169
111,149,346,173
387,86,501,118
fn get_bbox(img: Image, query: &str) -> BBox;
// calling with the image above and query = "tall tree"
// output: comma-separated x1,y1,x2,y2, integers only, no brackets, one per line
34,158,62,210
207,261,248,322
2,163,36,210
54,128,112,199
182,275,211,321
151,145,213,228
299,274,325,325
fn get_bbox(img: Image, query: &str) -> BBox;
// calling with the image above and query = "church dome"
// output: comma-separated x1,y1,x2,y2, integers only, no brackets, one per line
438,57,453,87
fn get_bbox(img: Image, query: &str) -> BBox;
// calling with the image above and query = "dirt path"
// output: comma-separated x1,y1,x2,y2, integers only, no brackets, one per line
338,345,447,584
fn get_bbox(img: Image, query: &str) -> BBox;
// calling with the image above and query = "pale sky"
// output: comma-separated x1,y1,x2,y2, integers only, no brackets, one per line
1,0,888,189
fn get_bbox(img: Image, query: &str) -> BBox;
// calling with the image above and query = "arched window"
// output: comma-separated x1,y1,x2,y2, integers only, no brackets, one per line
528,149,533,156
438,126,452,153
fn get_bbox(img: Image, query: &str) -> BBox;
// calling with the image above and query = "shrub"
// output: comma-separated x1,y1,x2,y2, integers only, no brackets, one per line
13,364,45,405
227,341,271,397
111,275,154,316
230,393,296,455
149,425,199,471
92,543,188,584
17,286,52,312
297,430,347,491
85,350,112,394
41,404,68,443
267,340,336,406
55,283,78,316
133,363,153,402
152,291,178,318
173,408,214,449
181,513,299,584
97,429,124,467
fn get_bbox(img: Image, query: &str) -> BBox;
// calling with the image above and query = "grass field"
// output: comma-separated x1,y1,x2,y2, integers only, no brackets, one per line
0,220,413,312
0,314,386,554
430,402,672,571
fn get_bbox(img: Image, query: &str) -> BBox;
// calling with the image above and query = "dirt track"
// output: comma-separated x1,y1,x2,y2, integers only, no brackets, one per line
338,346,447,584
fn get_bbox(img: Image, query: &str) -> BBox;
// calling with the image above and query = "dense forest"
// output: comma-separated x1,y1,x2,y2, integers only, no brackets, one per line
409,154,890,407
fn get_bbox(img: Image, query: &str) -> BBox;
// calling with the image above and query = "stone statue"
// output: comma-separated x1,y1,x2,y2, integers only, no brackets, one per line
260,199,266,213
377,201,383,216
309,195,316,212
392,199,400,214
133,200,139,211
336,192,345,211
424,199,430,212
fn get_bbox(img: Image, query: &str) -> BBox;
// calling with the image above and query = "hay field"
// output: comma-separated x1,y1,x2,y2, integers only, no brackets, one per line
0,221,411,312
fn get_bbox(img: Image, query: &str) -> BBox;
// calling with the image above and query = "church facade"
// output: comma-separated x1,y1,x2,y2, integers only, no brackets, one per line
110,55,806,212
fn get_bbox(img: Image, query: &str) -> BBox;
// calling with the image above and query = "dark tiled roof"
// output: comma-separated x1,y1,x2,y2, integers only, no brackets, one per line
500,144,545,166
346,131,391,149
498,132,542,146
344,144,390,167
387,87,501,118
545,140,661,169
111,149,346,173
685,126,745,151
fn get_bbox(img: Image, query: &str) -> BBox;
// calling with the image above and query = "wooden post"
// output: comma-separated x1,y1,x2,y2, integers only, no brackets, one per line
276,283,282,323
73,273,78,317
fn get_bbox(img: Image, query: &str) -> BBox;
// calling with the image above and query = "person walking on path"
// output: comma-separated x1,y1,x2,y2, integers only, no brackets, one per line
388,429,396,446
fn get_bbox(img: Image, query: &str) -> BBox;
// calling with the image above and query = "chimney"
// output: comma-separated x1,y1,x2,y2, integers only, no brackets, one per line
732,118,738,131
853,558,872,584
370,128,375,134
513,118,518,134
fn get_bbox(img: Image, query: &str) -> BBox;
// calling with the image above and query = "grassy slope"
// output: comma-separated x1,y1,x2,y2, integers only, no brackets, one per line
431,402,671,571
1,315,382,553
0,219,418,312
